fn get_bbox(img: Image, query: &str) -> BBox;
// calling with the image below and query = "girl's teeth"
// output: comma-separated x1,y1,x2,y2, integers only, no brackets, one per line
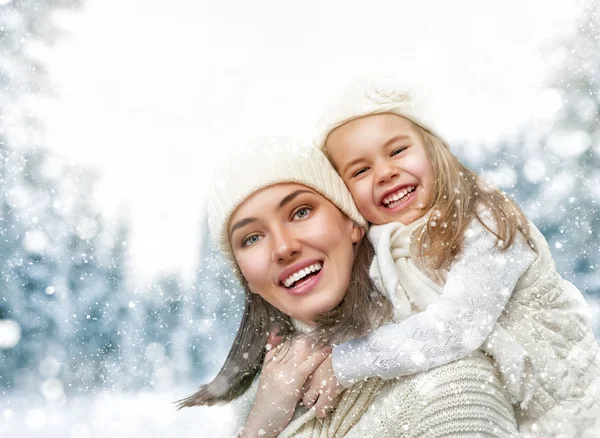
384,186,415,205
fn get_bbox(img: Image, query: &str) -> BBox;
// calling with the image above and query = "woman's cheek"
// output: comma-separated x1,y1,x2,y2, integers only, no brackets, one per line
308,215,337,242
237,252,269,283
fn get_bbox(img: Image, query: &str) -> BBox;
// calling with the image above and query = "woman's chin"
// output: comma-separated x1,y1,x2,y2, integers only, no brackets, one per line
293,298,345,325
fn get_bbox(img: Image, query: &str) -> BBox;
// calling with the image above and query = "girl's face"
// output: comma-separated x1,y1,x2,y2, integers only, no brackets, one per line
326,114,433,226
229,183,364,324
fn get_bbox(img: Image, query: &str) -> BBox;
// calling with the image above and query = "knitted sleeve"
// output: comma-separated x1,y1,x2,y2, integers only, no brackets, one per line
343,353,519,437
332,216,536,387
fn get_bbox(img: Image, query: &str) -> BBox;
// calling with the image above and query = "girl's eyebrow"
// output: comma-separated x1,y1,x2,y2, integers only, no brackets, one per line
229,189,314,237
342,134,411,174
391,134,410,142
382,134,411,149
342,157,366,175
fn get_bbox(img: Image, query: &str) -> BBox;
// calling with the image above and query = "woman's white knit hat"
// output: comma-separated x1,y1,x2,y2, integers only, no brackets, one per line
314,75,446,150
207,136,367,278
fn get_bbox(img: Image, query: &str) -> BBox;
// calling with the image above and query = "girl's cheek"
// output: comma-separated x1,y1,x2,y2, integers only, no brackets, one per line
356,185,373,208
346,180,364,199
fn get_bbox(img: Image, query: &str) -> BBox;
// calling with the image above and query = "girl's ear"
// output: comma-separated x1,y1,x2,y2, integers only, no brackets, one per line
350,222,365,244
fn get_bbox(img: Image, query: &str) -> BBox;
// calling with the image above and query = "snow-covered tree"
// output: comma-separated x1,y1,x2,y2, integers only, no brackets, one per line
457,0,600,297
0,0,137,394
187,216,243,381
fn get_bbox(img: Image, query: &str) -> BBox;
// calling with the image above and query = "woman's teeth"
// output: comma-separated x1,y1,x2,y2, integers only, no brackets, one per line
382,186,416,206
283,263,322,288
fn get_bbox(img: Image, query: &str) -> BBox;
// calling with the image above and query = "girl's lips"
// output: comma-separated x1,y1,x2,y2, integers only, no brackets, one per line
379,184,416,206
380,187,417,212
281,265,323,296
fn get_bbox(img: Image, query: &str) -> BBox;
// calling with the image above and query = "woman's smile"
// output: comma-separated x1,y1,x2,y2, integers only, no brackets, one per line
278,259,324,291
229,183,363,323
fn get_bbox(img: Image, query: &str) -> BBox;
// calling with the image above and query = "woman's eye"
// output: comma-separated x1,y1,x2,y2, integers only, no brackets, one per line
391,147,407,157
242,234,261,247
293,207,312,220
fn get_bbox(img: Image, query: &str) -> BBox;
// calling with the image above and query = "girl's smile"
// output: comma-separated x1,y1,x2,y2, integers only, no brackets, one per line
379,184,417,209
326,113,433,226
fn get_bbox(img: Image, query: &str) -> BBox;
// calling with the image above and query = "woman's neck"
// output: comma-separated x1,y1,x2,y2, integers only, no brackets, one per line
291,318,317,335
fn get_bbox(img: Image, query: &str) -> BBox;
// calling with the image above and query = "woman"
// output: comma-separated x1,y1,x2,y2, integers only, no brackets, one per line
179,137,519,437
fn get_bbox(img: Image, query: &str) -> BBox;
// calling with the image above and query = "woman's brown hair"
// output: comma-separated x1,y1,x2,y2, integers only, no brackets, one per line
177,235,391,408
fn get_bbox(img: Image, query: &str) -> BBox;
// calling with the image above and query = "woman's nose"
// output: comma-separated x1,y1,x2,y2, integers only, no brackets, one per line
272,228,301,261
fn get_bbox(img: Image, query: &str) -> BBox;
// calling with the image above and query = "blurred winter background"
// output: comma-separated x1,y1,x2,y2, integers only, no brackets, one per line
1,0,599,436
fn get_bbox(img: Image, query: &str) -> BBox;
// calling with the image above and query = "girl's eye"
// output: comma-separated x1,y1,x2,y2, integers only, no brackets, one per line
293,207,312,220
352,167,369,178
391,147,407,157
242,234,261,247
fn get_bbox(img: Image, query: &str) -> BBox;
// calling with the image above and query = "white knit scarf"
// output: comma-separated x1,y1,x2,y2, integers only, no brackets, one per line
367,215,535,409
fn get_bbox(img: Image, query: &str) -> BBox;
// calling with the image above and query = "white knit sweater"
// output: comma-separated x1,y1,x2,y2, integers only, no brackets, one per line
333,210,600,437
223,336,519,437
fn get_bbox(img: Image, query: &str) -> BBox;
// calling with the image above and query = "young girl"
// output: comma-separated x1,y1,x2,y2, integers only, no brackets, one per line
312,77,600,437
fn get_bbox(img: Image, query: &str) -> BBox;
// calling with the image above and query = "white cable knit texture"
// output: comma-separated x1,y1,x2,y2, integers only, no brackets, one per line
332,208,600,437
343,353,518,438
222,349,519,438
287,353,519,438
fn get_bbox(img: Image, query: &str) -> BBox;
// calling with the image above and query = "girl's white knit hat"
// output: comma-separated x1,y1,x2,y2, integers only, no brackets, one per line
207,136,367,278
314,76,446,150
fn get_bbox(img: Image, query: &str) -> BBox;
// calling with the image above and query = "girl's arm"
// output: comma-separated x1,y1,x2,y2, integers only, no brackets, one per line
332,217,536,387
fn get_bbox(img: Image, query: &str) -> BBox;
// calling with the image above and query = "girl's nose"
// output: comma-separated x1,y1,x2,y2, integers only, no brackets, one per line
375,162,399,185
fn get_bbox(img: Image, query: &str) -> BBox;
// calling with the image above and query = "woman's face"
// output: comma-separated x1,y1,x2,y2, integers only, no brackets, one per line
229,183,364,324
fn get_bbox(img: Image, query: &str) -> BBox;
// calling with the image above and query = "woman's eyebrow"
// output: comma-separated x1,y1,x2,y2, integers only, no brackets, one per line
277,190,314,210
230,217,257,236
229,189,313,237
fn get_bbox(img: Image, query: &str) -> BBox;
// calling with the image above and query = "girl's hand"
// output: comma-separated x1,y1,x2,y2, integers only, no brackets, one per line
302,355,344,418
241,335,332,438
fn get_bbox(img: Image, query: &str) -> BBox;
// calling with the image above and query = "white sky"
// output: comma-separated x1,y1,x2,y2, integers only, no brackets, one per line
32,0,578,282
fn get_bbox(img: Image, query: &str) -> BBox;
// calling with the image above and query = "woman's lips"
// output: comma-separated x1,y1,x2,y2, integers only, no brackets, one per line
281,265,323,296
278,259,322,286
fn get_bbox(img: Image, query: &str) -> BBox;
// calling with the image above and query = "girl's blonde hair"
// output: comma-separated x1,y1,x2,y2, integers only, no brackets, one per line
415,125,532,269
